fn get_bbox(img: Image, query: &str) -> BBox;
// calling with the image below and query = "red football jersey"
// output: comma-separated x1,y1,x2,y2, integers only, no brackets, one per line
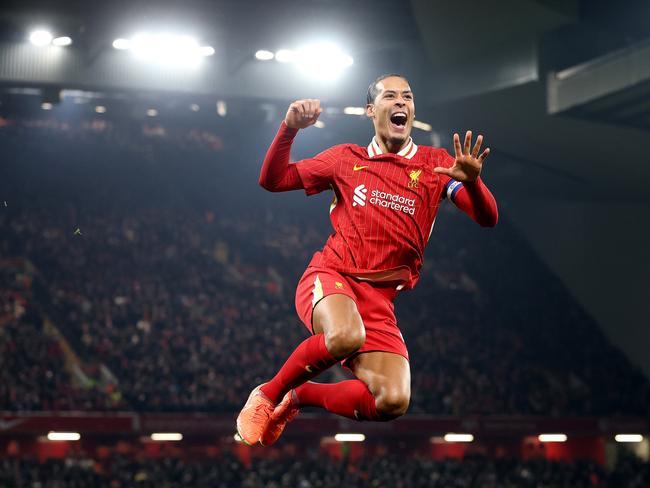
295,136,462,290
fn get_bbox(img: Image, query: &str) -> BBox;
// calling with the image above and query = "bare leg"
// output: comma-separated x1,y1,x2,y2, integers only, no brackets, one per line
348,351,411,418
240,294,372,445
312,294,365,359
296,302,410,421
261,303,409,445
259,294,364,403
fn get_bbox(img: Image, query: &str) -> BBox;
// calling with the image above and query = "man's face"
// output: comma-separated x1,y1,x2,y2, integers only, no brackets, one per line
366,76,415,148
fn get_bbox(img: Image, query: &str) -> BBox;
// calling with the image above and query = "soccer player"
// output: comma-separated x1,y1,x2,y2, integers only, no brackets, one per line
236,74,498,446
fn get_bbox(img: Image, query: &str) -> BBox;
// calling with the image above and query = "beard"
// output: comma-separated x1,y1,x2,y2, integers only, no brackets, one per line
388,134,407,146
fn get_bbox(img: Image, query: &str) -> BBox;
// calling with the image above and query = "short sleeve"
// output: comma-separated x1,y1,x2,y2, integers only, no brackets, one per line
294,146,341,196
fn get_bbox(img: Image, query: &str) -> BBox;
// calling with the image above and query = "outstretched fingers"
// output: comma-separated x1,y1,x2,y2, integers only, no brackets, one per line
433,166,452,176
461,130,490,162
471,135,483,159
463,130,472,155
453,133,462,159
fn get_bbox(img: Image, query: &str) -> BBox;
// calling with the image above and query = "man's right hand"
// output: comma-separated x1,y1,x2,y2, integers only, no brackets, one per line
284,99,323,129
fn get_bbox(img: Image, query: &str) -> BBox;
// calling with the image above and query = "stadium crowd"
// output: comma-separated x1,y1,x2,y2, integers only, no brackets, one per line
0,259,120,411
1,115,649,417
0,452,649,487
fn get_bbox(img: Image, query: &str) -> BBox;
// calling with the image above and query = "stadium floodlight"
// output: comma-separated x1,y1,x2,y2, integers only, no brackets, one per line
112,38,131,50
146,108,158,117
41,102,53,110
52,36,72,47
295,43,354,80
95,106,106,114
413,120,432,132
443,433,474,443
30,30,53,46
132,33,192,63
150,433,183,441
216,100,227,117
538,434,567,442
255,49,274,61
275,49,296,63
615,434,644,443
47,432,80,441
113,33,214,67
343,106,365,115
334,433,365,442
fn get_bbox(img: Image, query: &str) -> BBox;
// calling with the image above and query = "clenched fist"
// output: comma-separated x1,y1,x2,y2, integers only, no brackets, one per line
285,99,323,129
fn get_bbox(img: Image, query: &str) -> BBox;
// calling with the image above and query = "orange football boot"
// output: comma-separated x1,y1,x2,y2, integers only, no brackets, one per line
260,389,300,446
236,384,275,445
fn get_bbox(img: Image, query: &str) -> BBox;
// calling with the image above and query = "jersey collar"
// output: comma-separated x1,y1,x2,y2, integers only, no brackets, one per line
367,136,418,159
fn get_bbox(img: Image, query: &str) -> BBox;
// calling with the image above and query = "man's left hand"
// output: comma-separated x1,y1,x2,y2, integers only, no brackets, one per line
434,130,490,183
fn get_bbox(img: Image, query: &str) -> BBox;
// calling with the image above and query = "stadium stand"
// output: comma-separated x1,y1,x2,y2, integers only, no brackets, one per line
0,452,649,487
1,115,648,416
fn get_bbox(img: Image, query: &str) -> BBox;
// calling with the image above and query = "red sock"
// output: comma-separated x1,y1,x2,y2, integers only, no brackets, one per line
260,334,337,403
294,380,381,421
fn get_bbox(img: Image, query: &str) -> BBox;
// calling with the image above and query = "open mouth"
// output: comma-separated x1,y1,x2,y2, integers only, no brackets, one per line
390,112,407,130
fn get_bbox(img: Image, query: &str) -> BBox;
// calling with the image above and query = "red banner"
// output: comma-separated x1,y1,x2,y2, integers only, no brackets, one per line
0,412,648,438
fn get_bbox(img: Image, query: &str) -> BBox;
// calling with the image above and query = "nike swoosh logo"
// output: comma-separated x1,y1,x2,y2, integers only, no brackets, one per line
353,164,369,171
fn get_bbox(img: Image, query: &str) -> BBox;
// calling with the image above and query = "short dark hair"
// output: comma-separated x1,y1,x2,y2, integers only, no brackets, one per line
366,73,410,105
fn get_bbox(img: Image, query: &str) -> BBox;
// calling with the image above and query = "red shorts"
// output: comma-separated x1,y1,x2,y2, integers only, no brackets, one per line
295,266,409,367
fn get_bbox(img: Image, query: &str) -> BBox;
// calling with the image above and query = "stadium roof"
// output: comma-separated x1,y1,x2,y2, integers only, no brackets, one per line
0,0,648,200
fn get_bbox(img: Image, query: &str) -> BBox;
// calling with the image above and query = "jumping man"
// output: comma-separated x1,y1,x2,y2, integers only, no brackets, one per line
236,74,498,445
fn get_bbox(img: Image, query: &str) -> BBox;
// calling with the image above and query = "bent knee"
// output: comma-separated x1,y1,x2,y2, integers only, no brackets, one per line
375,390,410,419
324,325,365,359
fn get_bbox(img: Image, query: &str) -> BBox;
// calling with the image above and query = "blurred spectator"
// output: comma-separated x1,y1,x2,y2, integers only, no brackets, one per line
0,114,648,415
0,452,648,487
0,260,121,410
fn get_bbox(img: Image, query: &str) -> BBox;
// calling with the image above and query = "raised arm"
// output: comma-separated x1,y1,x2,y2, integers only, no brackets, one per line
258,122,302,192
435,131,498,227
451,179,498,227
259,99,323,192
